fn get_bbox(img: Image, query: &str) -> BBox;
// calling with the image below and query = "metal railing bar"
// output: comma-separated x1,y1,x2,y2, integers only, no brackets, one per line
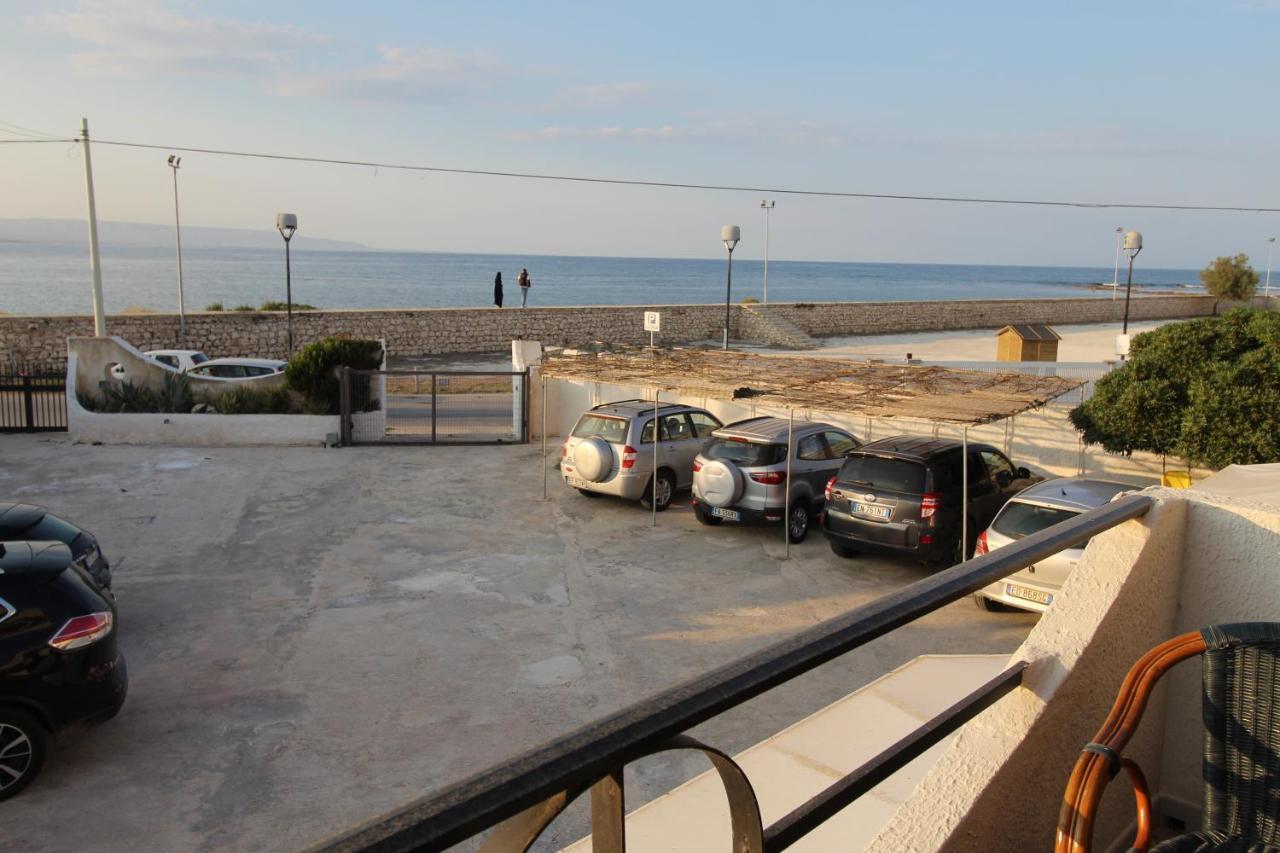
763,661,1028,851
314,494,1153,853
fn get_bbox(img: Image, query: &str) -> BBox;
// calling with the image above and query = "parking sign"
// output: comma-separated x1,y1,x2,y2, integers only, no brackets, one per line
644,311,661,332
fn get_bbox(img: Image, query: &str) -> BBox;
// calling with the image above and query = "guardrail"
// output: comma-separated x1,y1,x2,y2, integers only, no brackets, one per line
313,493,1156,853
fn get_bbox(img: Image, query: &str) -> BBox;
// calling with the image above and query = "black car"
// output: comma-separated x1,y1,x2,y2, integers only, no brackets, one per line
821,436,1040,565
0,541,127,800
0,503,111,591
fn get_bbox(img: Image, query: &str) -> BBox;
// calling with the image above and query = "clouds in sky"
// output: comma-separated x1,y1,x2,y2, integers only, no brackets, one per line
273,45,505,103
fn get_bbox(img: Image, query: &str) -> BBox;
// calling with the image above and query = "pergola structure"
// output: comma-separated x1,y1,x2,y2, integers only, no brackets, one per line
539,348,1085,555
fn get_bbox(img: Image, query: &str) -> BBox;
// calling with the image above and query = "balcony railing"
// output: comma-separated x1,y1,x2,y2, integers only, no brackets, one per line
314,493,1156,853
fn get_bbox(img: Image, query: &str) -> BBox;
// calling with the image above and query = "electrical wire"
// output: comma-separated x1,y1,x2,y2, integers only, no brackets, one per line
0,120,65,140
0,138,76,144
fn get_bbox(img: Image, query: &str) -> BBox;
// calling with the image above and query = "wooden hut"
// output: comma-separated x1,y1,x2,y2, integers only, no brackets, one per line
996,324,1061,362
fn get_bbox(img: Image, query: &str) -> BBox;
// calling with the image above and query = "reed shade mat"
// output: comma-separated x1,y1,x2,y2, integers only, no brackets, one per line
541,349,1083,425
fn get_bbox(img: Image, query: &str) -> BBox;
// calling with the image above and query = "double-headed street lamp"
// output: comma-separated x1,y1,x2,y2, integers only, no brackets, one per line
168,155,186,345
721,225,740,350
1118,229,1143,359
276,213,298,355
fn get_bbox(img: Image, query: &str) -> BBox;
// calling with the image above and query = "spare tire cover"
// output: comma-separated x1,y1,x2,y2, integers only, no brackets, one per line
697,460,743,508
573,437,614,483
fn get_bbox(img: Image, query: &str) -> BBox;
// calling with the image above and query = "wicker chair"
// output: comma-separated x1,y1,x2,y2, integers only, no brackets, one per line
1056,623,1280,853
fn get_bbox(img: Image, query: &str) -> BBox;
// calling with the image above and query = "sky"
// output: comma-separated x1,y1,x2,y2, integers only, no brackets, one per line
1,0,1279,268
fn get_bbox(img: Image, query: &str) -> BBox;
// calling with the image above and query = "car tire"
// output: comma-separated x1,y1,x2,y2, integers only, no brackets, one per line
830,541,858,558
973,593,1018,613
0,708,49,802
641,470,676,512
786,503,810,543
694,503,722,526
576,488,603,498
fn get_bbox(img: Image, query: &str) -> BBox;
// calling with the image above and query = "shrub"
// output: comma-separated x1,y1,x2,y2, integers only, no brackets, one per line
1070,309,1280,467
285,337,383,414
1200,253,1259,302
91,372,193,413
205,302,224,311
741,296,760,304
232,304,255,312
259,300,318,311
213,384,293,414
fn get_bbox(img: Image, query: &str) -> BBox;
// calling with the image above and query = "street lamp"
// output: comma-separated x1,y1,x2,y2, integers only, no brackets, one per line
1266,237,1275,300
721,225,740,350
1118,229,1143,359
168,155,186,345
276,213,298,355
1111,225,1123,300
761,200,775,304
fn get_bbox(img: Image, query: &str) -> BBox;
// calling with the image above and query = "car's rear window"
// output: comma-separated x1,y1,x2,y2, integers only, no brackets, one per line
191,353,209,364
704,439,786,467
572,415,628,444
992,502,1078,539
837,456,926,493
21,513,82,544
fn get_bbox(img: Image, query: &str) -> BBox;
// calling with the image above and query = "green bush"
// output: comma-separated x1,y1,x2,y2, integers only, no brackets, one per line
232,304,255,312
260,300,318,311
204,302,224,312
213,384,294,414
1200,253,1259,302
91,372,194,414
1070,309,1280,468
285,337,384,414
741,296,760,304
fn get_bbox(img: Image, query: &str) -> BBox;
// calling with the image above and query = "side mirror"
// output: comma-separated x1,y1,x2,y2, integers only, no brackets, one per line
1017,467,1031,479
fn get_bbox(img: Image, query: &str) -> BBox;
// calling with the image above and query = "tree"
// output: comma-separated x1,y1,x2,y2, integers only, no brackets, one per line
1069,309,1280,468
1199,253,1259,303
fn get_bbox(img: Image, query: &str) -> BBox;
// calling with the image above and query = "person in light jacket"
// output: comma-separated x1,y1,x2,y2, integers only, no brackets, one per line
518,268,531,307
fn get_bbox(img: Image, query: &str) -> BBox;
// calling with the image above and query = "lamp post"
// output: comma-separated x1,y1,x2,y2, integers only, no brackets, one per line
721,225,740,350
276,213,298,355
760,200,774,304
1266,237,1275,300
1118,230,1143,359
1111,225,1123,300
168,155,186,345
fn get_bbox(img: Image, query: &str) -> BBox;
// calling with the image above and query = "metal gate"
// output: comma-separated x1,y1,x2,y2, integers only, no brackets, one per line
339,368,528,445
1,373,68,432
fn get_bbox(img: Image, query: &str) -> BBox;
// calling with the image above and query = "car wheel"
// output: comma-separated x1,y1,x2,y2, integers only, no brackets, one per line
694,503,722,526
576,488,603,498
973,593,1018,613
786,503,810,543
0,709,49,802
830,541,858,558
641,470,676,512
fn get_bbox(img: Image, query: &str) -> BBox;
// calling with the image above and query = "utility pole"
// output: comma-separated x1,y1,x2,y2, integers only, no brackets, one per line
1111,225,1123,300
761,200,775,304
80,118,105,336
169,155,186,345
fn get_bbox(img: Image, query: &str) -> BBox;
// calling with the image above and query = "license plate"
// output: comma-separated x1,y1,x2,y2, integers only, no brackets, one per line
710,507,741,521
565,476,590,489
1006,583,1052,605
852,502,891,520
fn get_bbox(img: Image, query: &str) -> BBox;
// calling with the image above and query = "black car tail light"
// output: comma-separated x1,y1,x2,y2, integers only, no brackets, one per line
48,612,113,651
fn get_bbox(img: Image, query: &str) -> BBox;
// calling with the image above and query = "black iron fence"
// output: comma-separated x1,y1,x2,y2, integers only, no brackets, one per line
340,368,528,446
313,493,1156,852
0,373,68,432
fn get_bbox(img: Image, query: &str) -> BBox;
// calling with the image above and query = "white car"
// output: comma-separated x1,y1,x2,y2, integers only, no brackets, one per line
185,358,286,379
973,477,1132,613
111,349,209,379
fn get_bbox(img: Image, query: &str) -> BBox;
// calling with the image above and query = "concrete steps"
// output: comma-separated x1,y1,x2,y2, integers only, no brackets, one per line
740,304,820,349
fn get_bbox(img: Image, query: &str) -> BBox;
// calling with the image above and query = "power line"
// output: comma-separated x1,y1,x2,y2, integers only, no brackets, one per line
0,120,64,141
0,137,75,144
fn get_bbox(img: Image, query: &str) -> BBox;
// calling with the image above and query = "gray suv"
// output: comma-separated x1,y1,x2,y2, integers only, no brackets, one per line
691,417,860,542
561,400,723,510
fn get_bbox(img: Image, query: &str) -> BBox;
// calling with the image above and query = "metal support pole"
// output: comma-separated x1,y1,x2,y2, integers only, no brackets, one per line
80,118,105,336
784,408,794,559
1122,255,1135,336
961,426,969,563
285,238,294,355
1266,237,1275,300
1112,226,1123,299
431,374,438,444
541,375,548,500
722,248,734,350
1077,385,1087,476
652,393,660,527
762,201,773,304
170,159,186,345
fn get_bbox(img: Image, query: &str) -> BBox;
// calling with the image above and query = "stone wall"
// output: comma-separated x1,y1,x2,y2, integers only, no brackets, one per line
1,294,1258,372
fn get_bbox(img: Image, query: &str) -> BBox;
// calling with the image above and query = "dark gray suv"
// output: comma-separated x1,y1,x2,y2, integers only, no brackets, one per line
691,417,860,542
822,436,1039,564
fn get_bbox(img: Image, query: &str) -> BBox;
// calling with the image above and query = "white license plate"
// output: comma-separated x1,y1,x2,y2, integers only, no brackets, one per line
565,476,590,489
852,502,891,520
1006,583,1052,605
710,507,741,521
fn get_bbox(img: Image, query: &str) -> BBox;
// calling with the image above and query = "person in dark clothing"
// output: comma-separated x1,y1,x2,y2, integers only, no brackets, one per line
493,272,503,308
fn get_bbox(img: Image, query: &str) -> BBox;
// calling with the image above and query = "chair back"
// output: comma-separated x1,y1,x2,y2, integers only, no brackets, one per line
1200,623,1280,843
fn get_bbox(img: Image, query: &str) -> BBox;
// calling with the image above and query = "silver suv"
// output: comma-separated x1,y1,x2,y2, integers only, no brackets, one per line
692,417,860,542
561,400,723,510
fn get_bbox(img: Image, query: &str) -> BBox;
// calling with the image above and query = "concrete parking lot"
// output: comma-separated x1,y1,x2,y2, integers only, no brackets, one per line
1,434,1036,852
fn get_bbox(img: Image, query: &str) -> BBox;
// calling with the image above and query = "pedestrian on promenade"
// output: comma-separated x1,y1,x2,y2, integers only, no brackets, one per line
493,271,504,308
518,267,531,307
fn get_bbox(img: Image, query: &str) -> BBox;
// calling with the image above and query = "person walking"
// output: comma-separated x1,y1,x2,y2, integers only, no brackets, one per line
493,271,504,308
518,267,531,307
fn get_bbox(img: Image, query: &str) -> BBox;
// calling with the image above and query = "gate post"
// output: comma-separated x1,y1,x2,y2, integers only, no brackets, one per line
338,366,352,446
22,376,35,430
431,373,438,444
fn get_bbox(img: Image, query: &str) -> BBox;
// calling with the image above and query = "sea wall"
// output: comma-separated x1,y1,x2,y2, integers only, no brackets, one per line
0,294,1256,371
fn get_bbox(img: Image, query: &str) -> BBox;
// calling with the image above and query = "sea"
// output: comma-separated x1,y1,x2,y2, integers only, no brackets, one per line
0,241,1204,316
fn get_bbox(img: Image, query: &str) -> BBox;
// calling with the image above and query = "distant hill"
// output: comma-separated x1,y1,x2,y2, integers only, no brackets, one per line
0,218,369,251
